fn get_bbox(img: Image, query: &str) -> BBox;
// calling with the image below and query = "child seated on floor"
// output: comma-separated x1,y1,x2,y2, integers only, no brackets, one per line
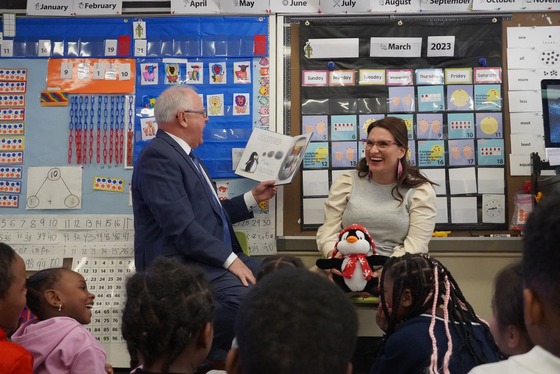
122,257,215,374
227,268,358,374
0,242,33,373
469,195,560,374
256,254,305,281
370,253,502,374
11,267,112,374
488,262,533,357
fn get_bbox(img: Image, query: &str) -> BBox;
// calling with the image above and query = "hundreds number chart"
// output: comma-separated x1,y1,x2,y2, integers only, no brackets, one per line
72,256,134,367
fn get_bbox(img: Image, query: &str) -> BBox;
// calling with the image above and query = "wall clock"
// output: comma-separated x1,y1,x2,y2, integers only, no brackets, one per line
482,195,506,224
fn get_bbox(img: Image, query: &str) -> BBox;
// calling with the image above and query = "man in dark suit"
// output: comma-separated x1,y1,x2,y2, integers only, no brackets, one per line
131,86,276,365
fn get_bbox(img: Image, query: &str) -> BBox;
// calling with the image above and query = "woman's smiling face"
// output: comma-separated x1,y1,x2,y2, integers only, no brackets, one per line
365,126,406,184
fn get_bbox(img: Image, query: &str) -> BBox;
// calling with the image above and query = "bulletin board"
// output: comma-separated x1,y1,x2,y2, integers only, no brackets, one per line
281,12,560,237
0,54,136,368
282,15,507,234
0,15,274,368
131,16,270,178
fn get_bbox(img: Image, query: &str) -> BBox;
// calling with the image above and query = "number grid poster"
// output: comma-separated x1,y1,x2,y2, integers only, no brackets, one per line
298,17,506,230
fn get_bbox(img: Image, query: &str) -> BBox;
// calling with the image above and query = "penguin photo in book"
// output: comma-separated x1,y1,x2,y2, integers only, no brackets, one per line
244,151,259,173
316,224,389,296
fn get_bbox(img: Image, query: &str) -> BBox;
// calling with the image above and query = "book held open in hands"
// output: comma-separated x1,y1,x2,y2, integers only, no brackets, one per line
235,128,312,185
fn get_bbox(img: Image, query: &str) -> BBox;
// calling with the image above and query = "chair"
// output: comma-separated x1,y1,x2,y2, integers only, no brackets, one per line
234,231,250,256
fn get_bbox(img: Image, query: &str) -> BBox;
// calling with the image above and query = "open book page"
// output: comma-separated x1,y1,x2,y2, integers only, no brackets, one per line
235,128,312,185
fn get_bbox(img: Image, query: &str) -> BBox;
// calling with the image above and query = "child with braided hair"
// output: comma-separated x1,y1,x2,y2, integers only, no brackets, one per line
370,253,501,374
11,267,113,374
122,257,215,374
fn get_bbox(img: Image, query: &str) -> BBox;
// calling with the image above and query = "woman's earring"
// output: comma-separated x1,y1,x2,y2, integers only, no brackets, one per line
58,304,62,312
397,159,403,179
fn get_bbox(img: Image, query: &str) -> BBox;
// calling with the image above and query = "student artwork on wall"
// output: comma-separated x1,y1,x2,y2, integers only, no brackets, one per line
297,17,506,230
132,16,269,179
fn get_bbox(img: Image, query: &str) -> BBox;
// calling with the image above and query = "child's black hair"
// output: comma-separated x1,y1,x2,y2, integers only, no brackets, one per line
256,254,305,281
492,262,527,334
522,194,560,313
121,257,214,374
379,253,502,372
236,268,357,374
25,267,66,320
0,242,18,299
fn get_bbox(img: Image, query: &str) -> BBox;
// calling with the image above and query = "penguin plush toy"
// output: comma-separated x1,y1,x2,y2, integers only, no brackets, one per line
316,224,389,296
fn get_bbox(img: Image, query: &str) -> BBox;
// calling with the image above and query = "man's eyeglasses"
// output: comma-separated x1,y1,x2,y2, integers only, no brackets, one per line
182,108,207,119
363,140,397,150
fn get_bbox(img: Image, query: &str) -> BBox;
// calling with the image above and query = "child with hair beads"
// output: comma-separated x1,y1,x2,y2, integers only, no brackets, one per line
370,253,501,374
0,242,33,373
122,257,215,374
488,262,533,357
11,267,112,374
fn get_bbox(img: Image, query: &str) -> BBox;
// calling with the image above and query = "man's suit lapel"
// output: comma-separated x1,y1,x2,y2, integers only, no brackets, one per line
156,130,219,213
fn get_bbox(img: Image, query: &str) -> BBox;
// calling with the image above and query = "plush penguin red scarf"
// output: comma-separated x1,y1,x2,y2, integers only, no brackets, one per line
341,254,373,280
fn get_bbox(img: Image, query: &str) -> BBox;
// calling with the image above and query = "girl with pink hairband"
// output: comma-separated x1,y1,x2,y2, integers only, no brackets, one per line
370,253,502,374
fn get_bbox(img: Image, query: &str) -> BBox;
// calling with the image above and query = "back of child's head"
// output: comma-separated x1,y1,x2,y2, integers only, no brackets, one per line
379,253,499,371
256,254,305,281
522,195,560,345
0,242,27,334
490,262,533,356
233,268,357,374
122,257,214,372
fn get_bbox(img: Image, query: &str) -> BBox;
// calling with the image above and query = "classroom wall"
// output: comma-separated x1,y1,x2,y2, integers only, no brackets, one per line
0,15,273,368
0,58,134,213
279,12,560,237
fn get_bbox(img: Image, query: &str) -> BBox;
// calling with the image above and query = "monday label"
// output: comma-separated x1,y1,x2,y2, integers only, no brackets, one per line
329,70,355,86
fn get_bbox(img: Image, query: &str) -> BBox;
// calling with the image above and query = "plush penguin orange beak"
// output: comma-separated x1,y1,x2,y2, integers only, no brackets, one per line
346,235,358,244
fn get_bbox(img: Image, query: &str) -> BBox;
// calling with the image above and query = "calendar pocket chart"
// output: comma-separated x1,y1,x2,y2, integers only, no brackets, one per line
298,18,506,229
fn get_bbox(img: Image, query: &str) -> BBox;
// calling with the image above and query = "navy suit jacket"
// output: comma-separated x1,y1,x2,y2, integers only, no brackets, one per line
132,130,253,276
